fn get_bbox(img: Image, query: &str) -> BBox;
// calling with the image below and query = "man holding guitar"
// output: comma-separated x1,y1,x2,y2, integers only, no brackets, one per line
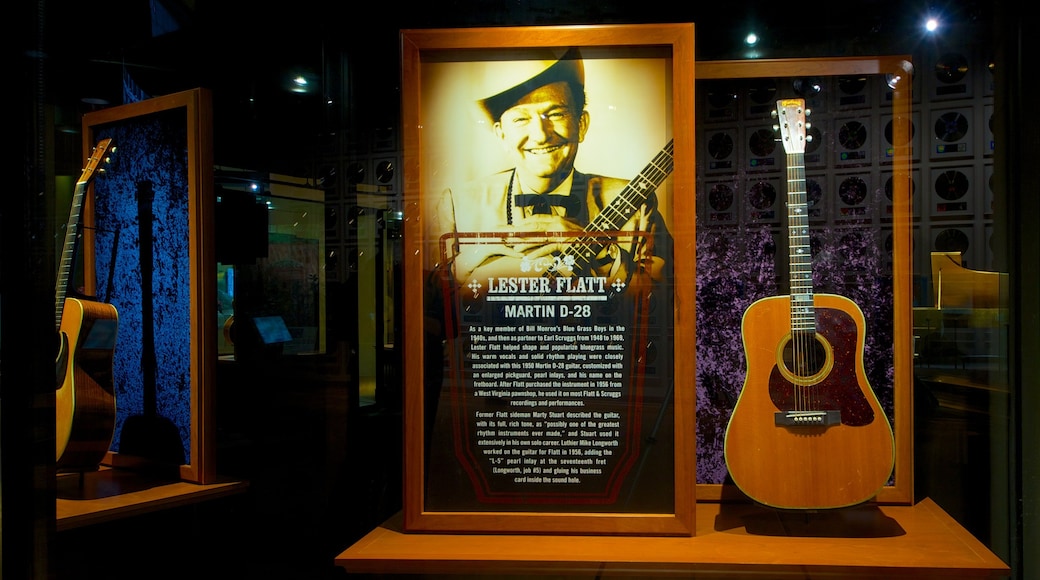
426,48,673,289
420,50,676,509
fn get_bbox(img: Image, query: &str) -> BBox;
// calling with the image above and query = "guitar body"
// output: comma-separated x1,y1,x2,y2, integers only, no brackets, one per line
724,293,894,509
56,297,119,470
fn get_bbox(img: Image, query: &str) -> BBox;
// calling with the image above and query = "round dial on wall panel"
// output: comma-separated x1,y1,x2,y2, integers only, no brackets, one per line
934,169,970,201
935,227,971,254
839,175,868,205
346,161,365,184
708,131,735,160
934,111,969,142
375,160,395,183
749,128,777,157
747,180,777,209
838,120,868,150
885,117,916,146
793,77,823,98
709,183,735,210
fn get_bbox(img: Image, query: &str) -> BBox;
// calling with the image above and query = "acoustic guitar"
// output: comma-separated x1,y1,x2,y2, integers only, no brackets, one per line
723,100,895,509
55,137,119,471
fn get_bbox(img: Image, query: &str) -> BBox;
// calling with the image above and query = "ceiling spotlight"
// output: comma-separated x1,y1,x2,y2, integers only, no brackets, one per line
924,17,939,33
745,32,759,47
287,71,317,94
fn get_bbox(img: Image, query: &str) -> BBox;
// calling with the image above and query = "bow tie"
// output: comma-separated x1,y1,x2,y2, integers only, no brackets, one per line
513,193,583,216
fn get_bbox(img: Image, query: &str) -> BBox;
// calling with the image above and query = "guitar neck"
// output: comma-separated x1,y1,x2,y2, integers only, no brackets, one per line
56,137,114,332
55,182,88,332
785,150,815,334
560,140,674,272
774,99,815,335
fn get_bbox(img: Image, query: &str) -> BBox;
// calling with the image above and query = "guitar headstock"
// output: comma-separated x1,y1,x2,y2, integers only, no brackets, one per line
774,99,810,154
77,138,115,186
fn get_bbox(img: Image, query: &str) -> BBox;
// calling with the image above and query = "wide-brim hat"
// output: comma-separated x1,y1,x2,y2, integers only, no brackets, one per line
476,47,584,123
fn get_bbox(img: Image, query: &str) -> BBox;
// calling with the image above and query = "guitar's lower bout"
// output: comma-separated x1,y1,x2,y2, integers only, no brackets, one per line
55,297,118,471
724,293,895,510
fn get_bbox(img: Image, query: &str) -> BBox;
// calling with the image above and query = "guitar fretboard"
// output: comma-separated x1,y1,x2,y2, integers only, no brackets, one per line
56,138,112,331
556,140,674,273
55,183,87,331
786,150,815,335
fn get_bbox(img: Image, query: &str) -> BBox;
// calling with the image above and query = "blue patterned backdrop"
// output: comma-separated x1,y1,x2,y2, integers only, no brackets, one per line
90,110,193,465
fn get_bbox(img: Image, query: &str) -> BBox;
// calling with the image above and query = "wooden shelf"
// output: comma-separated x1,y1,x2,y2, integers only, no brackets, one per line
335,498,1009,578
56,468,248,531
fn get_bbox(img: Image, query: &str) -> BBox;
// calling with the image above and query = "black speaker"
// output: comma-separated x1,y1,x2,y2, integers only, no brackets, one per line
216,187,269,264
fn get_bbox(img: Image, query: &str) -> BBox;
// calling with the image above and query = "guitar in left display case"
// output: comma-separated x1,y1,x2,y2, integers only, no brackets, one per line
723,100,895,510
54,137,119,471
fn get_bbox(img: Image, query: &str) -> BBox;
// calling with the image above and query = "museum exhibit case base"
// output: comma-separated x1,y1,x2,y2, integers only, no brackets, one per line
335,498,1009,578
56,467,247,531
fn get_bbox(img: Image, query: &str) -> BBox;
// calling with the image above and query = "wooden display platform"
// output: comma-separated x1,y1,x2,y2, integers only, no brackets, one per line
335,498,1009,578
56,468,247,531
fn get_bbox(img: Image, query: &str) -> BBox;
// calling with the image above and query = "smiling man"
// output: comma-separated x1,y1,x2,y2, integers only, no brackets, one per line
494,78,587,201
427,48,672,287
420,49,677,507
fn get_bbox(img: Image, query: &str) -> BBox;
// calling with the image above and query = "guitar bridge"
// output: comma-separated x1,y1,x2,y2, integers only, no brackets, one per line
775,410,841,427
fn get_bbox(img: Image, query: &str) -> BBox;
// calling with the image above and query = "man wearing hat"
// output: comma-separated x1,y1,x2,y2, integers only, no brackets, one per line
427,48,672,289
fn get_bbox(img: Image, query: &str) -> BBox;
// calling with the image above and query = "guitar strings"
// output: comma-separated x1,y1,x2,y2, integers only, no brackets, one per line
786,149,818,412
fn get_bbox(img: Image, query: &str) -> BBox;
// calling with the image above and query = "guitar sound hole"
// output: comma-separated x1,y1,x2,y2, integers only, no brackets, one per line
780,334,828,378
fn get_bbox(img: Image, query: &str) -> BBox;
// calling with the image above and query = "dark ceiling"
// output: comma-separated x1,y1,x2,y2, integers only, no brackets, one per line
31,0,995,173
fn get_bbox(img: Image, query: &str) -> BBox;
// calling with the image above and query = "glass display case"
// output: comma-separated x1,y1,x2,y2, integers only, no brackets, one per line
215,170,327,360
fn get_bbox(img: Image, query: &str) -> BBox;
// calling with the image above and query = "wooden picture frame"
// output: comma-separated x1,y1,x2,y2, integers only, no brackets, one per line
81,88,216,484
694,58,915,506
401,24,696,535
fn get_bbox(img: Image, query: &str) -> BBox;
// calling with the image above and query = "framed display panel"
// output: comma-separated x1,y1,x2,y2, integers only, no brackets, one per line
402,24,696,535
81,88,216,484
695,58,914,506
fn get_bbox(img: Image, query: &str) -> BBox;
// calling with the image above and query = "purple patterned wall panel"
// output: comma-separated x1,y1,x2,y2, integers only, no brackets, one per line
695,221,894,484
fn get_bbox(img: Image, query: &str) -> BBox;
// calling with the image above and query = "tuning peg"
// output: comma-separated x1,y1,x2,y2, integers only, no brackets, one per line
805,107,812,117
